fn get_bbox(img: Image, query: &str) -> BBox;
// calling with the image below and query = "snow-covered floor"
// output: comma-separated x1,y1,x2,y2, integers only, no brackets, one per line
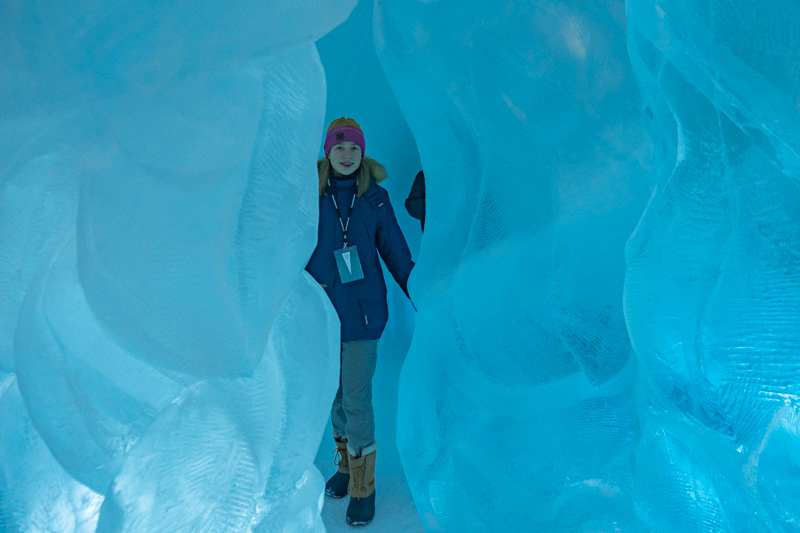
314,337,425,533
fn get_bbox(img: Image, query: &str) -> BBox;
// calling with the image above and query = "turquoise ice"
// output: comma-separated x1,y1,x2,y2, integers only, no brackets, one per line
1,1,351,530
2,0,799,531
377,0,799,531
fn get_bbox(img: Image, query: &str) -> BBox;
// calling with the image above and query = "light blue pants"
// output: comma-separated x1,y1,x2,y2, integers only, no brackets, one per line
331,340,379,457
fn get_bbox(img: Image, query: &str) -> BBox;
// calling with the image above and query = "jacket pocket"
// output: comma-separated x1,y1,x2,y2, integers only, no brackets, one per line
358,298,388,330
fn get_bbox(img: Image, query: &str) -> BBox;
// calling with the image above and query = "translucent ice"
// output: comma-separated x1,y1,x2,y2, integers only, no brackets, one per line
1,1,352,529
4,0,799,530
376,0,653,530
376,0,800,530
625,1,800,530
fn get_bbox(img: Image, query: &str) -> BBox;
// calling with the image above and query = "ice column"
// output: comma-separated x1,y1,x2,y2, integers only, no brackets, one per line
375,1,653,530
625,1,800,530
0,1,354,530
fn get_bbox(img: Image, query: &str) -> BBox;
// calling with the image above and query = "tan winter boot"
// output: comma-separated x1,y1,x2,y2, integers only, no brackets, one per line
346,447,376,526
325,437,350,498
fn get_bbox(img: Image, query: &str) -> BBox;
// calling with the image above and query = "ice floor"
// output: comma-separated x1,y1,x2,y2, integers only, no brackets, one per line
314,337,425,533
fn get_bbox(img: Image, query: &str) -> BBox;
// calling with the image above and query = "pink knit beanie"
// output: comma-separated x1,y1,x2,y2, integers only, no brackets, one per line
324,117,365,157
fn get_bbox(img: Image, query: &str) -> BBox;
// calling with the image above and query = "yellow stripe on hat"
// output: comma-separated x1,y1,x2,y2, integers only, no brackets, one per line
327,117,362,132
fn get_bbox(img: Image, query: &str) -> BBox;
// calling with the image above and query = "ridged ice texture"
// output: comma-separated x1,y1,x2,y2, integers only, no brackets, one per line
0,1,352,530
625,1,800,531
375,1,653,530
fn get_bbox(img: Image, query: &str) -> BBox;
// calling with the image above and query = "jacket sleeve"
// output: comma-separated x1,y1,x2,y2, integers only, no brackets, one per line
404,171,426,222
376,191,415,297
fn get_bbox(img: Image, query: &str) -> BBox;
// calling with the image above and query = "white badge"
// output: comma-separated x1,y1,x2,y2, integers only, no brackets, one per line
334,245,364,283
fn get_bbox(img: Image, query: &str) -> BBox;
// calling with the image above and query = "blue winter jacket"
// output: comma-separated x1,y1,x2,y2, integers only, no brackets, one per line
307,160,414,342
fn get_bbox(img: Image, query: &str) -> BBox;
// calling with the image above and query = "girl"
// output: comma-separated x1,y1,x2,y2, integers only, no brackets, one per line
306,117,414,526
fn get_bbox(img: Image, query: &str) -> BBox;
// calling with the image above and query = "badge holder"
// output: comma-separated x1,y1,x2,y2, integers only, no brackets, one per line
334,245,364,283
330,183,364,283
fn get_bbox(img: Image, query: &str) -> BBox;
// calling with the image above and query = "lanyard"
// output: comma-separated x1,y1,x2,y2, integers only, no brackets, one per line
329,179,356,249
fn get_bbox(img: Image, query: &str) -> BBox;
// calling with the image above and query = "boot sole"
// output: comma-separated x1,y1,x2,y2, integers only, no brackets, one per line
325,471,350,498
345,492,375,526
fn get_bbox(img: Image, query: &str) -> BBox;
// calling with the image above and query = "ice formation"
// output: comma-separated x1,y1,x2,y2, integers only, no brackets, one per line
377,0,800,531
376,0,652,530
0,1,352,530
625,1,800,530
3,0,800,531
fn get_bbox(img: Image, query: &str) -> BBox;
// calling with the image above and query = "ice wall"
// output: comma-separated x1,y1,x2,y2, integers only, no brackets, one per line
625,1,800,530
376,0,800,530
375,1,653,530
0,1,354,530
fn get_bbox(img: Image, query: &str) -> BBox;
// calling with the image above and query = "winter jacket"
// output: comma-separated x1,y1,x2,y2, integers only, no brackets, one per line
404,171,425,231
307,158,414,342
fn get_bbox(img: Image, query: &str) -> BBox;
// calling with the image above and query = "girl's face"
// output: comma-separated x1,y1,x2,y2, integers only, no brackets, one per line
328,142,362,176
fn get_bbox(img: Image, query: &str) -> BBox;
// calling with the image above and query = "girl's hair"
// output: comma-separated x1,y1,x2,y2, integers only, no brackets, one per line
318,157,378,198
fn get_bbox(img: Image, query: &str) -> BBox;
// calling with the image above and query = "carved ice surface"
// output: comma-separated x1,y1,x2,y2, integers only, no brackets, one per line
1,1,354,530
3,0,799,531
376,0,652,530
376,0,800,531
625,1,800,531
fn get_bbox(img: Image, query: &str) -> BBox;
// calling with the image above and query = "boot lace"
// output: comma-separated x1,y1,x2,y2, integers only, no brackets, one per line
332,447,343,466
351,461,365,496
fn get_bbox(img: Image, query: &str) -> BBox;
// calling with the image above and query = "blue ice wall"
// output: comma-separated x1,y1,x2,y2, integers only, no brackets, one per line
2,0,800,531
375,0,653,530
625,1,800,531
0,1,351,530
377,0,800,531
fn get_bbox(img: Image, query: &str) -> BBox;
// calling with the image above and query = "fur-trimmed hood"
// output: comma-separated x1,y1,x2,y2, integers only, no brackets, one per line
318,157,387,197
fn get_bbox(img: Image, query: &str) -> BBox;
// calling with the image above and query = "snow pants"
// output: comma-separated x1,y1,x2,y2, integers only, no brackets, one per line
331,340,379,457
